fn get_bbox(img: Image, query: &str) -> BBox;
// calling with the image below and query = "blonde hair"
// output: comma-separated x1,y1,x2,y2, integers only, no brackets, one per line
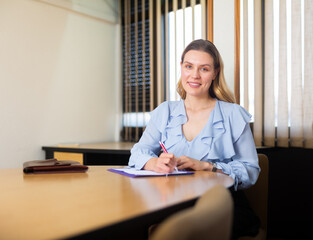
177,39,235,103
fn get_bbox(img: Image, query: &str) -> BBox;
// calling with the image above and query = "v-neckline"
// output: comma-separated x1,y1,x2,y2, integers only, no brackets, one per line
182,103,216,143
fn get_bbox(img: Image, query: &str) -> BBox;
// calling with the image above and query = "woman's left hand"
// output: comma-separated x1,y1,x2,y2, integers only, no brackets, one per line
176,155,210,171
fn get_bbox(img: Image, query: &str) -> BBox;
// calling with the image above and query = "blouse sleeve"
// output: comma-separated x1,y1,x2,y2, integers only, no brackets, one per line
128,102,169,169
216,104,260,190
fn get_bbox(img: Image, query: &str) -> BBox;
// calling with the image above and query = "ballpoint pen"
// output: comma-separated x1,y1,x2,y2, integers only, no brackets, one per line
159,141,178,172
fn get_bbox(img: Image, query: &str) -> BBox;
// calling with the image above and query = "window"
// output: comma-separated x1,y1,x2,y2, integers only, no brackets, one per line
168,3,204,101
121,0,207,142
121,0,152,141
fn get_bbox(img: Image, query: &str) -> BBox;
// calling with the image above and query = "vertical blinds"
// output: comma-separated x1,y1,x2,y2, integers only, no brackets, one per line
121,0,207,142
121,0,153,141
264,0,313,148
162,0,206,102
240,0,313,148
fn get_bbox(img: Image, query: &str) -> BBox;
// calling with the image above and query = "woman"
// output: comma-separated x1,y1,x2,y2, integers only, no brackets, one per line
129,39,260,238
129,39,260,190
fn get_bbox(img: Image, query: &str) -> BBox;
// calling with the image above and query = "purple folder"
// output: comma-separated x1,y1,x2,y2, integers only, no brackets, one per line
108,167,194,178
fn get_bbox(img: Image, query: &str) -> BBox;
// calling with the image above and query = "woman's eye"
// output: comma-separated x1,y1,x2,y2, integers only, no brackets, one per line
185,65,192,69
201,68,209,72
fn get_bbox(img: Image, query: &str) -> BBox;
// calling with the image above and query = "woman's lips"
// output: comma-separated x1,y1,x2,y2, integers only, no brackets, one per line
188,82,201,88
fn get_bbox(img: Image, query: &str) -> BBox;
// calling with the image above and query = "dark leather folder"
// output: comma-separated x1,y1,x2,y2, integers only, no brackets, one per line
23,159,88,174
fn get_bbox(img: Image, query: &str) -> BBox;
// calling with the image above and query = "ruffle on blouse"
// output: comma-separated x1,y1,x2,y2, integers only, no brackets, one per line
229,103,252,142
155,100,252,162
160,100,187,149
204,102,252,160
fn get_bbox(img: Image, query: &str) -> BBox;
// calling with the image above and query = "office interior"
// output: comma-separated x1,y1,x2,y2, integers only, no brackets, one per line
0,0,312,239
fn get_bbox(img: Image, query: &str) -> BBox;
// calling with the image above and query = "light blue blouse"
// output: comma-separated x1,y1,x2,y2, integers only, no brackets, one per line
128,99,260,190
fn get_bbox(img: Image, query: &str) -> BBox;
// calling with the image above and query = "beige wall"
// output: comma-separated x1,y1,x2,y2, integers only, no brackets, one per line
0,0,121,168
214,0,235,94
0,0,236,169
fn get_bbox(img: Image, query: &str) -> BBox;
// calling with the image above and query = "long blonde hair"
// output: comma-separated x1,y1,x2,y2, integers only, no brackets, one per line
177,39,235,103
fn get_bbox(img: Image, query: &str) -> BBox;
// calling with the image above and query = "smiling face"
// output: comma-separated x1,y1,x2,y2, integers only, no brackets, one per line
180,50,217,100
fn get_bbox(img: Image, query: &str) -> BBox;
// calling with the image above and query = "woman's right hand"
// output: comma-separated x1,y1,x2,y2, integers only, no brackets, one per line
143,153,177,173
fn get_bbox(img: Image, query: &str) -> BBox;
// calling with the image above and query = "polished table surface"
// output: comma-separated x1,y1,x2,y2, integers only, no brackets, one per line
0,166,234,239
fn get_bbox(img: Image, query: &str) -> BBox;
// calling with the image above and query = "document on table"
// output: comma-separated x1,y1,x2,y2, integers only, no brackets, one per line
108,167,194,177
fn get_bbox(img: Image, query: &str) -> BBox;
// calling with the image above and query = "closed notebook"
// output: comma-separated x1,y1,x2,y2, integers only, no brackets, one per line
23,159,88,174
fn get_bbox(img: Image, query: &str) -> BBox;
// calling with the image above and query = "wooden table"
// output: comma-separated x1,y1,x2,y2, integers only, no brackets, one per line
0,166,234,240
42,142,135,165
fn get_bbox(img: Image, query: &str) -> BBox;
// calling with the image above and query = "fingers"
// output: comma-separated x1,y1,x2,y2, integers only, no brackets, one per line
177,162,192,170
155,162,172,173
159,153,174,159
176,155,198,170
156,153,177,173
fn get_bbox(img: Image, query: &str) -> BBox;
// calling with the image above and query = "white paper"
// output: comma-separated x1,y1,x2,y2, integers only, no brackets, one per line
114,167,191,176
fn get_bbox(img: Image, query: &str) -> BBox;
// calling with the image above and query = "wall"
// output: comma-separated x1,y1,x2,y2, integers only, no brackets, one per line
213,0,235,93
0,0,121,168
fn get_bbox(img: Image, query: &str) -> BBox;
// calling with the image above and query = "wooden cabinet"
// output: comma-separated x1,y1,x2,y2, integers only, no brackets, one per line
42,142,134,166
54,152,84,165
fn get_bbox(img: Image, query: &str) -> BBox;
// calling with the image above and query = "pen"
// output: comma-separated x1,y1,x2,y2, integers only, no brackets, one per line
159,141,168,153
159,141,178,172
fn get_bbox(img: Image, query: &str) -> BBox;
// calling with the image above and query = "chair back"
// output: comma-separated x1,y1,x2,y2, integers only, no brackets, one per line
240,153,269,240
150,185,234,240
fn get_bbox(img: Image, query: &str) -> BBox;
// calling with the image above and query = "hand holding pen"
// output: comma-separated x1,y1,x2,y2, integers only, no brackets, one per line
159,141,178,172
142,141,178,173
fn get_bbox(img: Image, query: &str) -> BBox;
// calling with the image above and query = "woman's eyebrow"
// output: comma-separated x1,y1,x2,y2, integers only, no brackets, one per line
183,61,212,67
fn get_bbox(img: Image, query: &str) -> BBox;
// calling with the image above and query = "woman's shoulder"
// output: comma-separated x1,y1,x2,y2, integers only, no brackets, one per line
152,100,183,114
217,100,239,111
160,100,182,108
217,100,251,119
150,100,183,120
215,100,252,143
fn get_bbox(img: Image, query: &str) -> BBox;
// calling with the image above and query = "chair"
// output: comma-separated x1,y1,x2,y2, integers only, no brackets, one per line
238,153,269,240
150,185,234,240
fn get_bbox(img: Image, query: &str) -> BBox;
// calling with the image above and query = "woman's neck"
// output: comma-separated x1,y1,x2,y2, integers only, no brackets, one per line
184,95,216,111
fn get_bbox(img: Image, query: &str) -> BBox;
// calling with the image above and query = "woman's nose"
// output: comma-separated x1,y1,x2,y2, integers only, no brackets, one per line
192,69,200,78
